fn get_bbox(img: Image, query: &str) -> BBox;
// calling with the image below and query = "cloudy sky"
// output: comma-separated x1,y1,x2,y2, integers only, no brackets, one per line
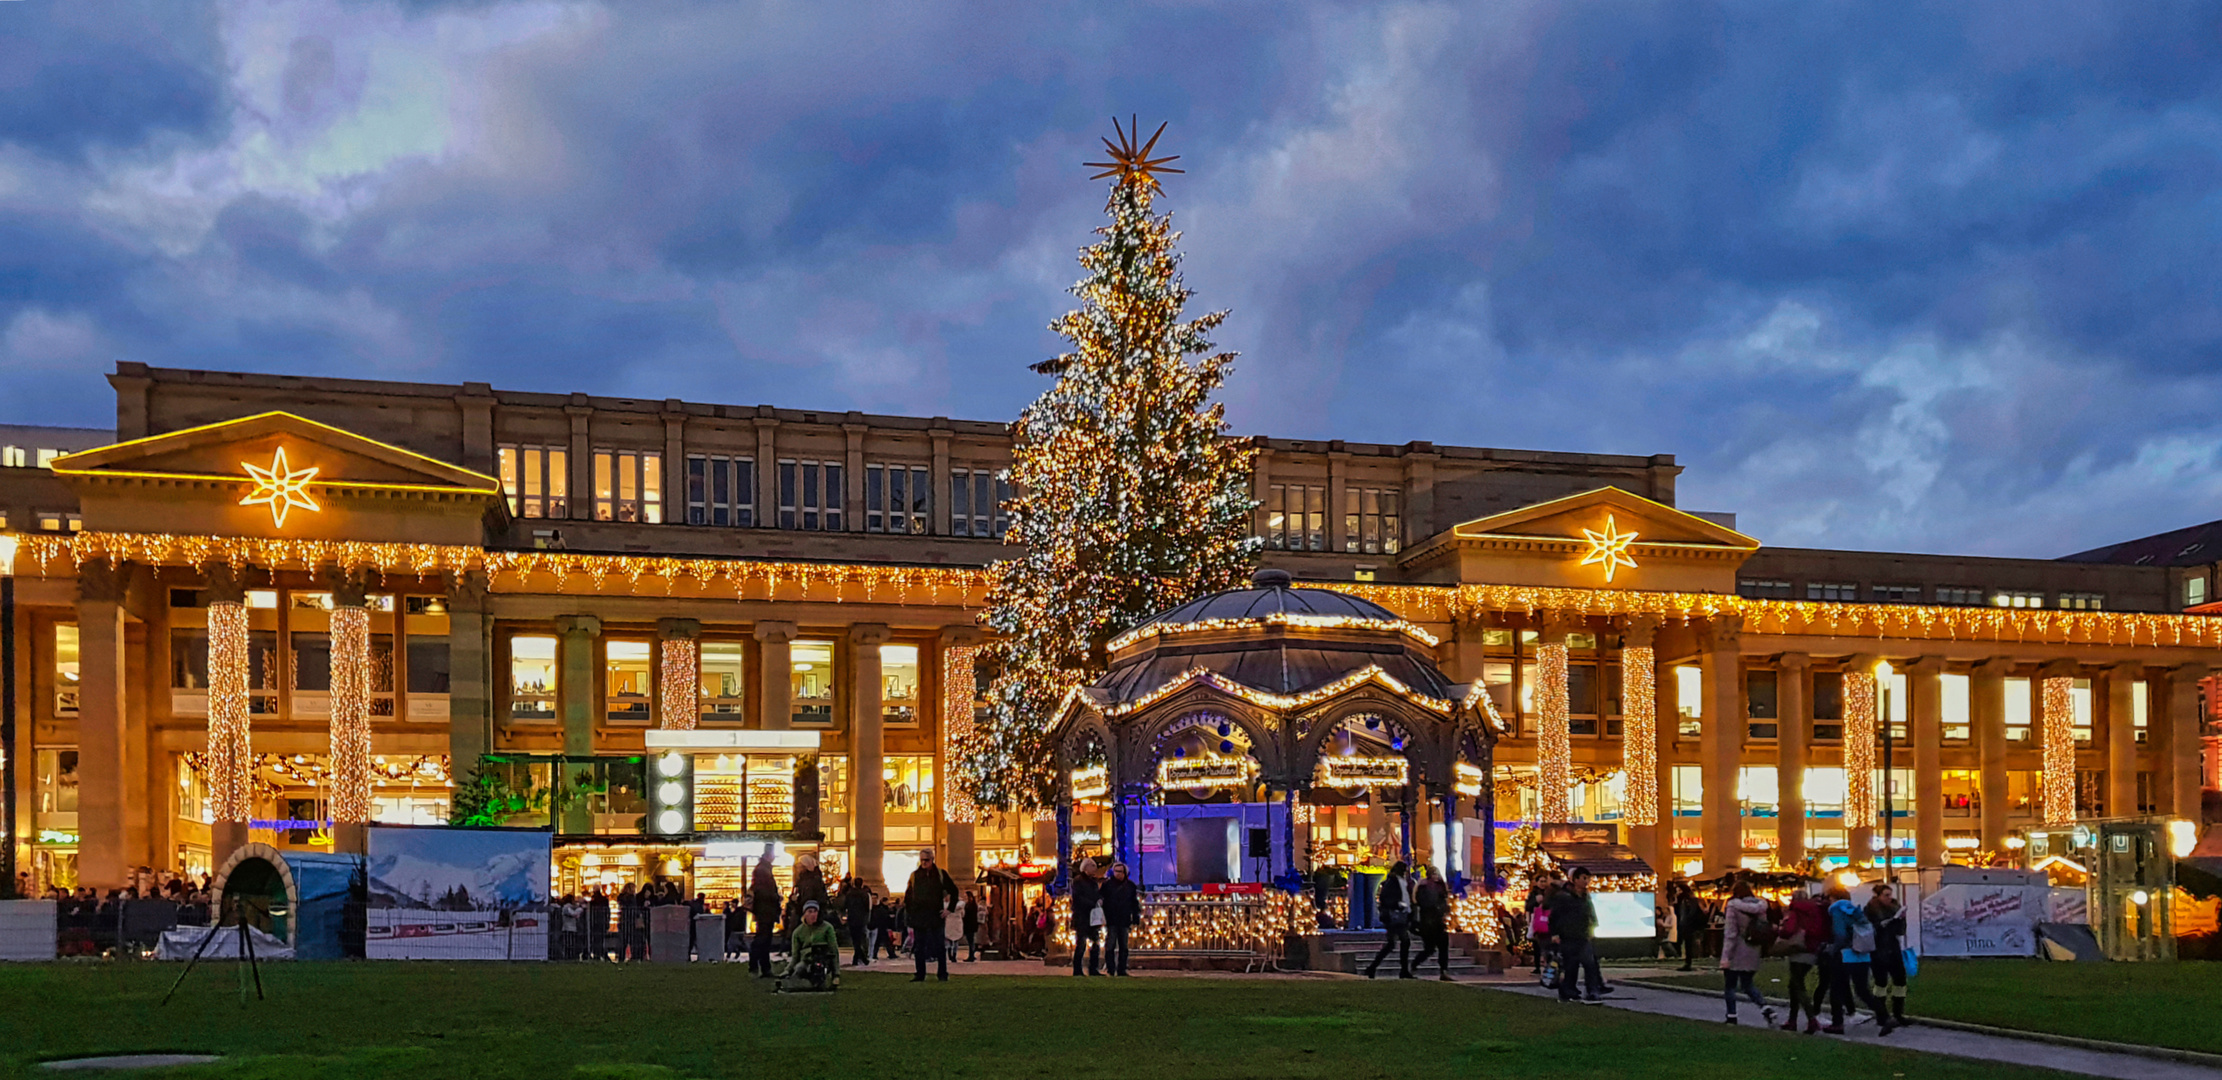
5,1,2222,558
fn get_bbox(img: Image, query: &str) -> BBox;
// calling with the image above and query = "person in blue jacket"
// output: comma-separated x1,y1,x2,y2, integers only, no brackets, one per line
1822,882,1896,1035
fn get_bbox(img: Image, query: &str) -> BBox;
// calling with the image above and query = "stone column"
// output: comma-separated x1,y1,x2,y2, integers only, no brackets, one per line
1652,634,1678,872
2106,662,2140,818
326,572,374,855
1535,612,1576,823
2038,660,2078,826
844,420,867,533
1251,445,1273,542
754,622,797,730
1326,446,1350,552
75,563,130,890
1401,445,1438,548
938,626,984,884
1620,616,1663,874
2166,665,2210,818
1699,616,1744,874
199,565,252,868
445,572,493,777
555,615,601,756
1844,653,1879,868
661,402,688,526
1777,653,1811,866
656,619,701,731
1972,658,2012,852
1909,656,1946,868
850,624,891,888
754,414,780,530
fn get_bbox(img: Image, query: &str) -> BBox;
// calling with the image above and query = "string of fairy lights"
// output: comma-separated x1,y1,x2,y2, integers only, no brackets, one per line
2041,675,2076,826
941,644,979,824
1534,640,1571,822
205,601,253,823
327,604,374,823
658,637,700,731
1843,665,1878,829
1620,646,1658,827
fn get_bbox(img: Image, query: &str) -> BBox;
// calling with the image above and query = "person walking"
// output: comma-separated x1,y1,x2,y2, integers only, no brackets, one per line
961,889,983,962
905,849,959,982
1409,864,1455,981
1719,882,1779,1026
586,886,610,961
1778,887,1829,1034
1363,862,1414,979
748,858,782,977
1548,868,1607,1003
842,877,876,967
1822,883,1895,1035
1866,883,1911,1027
1069,858,1105,976
1100,863,1142,976
1674,885,1707,971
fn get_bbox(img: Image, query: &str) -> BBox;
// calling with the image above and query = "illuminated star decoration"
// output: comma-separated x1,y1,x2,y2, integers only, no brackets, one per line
1085,116,1183,191
239,446,321,527
1578,514,1640,583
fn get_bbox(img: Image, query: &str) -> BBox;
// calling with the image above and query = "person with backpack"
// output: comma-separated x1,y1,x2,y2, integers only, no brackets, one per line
1719,882,1778,1026
1528,875,1561,983
1866,883,1911,1027
1822,882,1896,1035
1777,887,1830,1034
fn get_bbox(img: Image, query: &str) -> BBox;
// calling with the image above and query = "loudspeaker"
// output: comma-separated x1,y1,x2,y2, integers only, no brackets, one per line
1247,827,1272,859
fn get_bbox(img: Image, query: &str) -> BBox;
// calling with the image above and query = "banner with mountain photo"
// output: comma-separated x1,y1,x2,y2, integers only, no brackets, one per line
365,825,551,960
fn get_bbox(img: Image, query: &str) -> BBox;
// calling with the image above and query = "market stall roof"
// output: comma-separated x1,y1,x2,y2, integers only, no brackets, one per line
1540,842,1651,879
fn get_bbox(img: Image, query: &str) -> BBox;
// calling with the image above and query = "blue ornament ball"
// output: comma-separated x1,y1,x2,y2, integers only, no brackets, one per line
1220,739,1234,754
1173,746,1186,758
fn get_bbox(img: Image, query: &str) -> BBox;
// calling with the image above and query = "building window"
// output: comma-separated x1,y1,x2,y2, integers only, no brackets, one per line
1935,586,1985,606
1746,670,1778,740
54,624,79,718
2189,576,2210,607
881,644,920,725
950,469,1011,539
1343,487,1402,555
1871,584,1920,603
790,639,836,724
1674,665,1702,738
1567,661,1598,736
2004,676,2031,741
777,461,843,531
1991,590,2043,608
36,510,81,533
1806,582,1857,602
866,464,930,534
1738,766,1780,817
1737,579,1792,599
2055,592,2104,611
2070,678,2093,744
685,455,754,527
1812,671,1843,741
508,635,557,721
1942,672,1971,740
497,444,570,519
605,640,651,723
592,450,662,523
0,446,21,468
1266,484,1325,551
1671,765,1703,817
884,755,935,814
701,642,747,722
2133,680,2148,745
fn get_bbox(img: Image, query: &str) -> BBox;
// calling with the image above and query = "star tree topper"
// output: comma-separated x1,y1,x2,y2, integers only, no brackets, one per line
1578,514,1639,583
240,445,322,527
1085,116,1184,191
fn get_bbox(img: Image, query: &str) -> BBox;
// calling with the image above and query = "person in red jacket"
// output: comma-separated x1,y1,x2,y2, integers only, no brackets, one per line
1777,888,1831,1034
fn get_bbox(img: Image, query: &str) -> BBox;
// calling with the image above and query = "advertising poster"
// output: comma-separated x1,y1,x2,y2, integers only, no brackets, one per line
366,826,551,961
1918,884,2038,958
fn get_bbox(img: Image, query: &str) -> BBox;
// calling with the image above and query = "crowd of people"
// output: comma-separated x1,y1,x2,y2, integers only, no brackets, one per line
1523,871,1913,1034
20,869,218,957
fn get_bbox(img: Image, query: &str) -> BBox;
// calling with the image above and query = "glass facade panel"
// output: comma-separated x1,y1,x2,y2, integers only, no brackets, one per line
791,639,836,724
509,635,557,720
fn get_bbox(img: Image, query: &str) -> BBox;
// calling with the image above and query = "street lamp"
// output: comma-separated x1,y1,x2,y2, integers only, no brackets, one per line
0,531,17,898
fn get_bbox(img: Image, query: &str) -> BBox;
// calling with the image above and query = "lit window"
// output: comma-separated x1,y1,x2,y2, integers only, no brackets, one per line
605,640,652,723
2070,678,2093,745
790,639,836,724
1671,764,1703,816
1737,766,1779,815
1806,582,1857,602
1804,767,1847,816
497,444,569,519
1992,590,2043,608
35,510,81,533
776,460,843,531
1264,483,1325,551
1935,586,1985,606
2134,680,2148,745
1738,579,1792,599
1343,487,1402,555
866,464,930,534
54,624,80,717
2057,592,2104,610
881,644,920,725
0,445,22,467
700,642,747,721
2004,676,2031,741
685,455,754,527
884,755,936,814
508,635,557,721
1941,672,1970,740
592,450,663,523
1674,665,1702,737
2187,577,2208,607
949,469,1010,539
36,448,60,468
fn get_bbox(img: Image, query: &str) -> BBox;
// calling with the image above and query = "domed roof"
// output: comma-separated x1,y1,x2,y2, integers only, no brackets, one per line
1132,568,1403,628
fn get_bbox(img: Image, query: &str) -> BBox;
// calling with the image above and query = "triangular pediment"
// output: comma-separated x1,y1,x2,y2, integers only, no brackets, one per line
52,412,499,496
1452,487,1758,551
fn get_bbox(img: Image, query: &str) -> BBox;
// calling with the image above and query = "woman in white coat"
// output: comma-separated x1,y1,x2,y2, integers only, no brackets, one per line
1719,882,1778,1026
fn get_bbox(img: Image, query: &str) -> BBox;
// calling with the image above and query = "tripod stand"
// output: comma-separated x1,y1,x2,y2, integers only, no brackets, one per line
161,896,266,1006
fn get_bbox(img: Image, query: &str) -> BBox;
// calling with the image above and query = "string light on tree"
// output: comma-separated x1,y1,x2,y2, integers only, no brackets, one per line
941,644,980,824
964,119,1257,811
1844,664,1878,830
659,638,700,730
1621,646,1658,827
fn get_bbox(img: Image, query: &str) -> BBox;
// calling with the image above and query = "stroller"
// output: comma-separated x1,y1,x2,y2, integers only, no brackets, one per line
775,941,840,994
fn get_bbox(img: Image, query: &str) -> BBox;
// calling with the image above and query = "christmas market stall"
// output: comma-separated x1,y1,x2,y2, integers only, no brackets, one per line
1044,568,1499,967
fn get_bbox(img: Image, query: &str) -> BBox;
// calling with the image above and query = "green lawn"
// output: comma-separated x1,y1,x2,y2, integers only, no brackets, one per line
1646,958,2222,1054
0,962,2105,1080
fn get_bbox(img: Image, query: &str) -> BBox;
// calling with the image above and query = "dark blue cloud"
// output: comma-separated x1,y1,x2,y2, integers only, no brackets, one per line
7,0,2222,556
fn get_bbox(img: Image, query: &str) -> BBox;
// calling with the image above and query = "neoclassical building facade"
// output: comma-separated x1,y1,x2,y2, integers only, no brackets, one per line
1,362,2216,896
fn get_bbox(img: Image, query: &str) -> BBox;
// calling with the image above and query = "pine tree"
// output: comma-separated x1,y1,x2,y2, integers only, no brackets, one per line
957,120,1258,811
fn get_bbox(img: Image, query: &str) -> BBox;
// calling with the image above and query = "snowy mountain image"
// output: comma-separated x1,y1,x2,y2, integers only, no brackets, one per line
366,826,550,912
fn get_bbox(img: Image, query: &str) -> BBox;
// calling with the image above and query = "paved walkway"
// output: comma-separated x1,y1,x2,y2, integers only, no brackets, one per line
1478,970,2222,1080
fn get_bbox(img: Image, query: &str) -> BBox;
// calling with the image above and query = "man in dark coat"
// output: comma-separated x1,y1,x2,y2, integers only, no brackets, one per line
904,850,959,982
1408,864,1454,980
586,887,610,961
841,877,876,966
748,856,782,977
1550,867,1606,1002
1069,858,1104,976
1098,863,1142,976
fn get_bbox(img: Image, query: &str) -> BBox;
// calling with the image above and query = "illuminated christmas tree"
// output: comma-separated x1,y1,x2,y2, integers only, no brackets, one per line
958,120,1259,810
